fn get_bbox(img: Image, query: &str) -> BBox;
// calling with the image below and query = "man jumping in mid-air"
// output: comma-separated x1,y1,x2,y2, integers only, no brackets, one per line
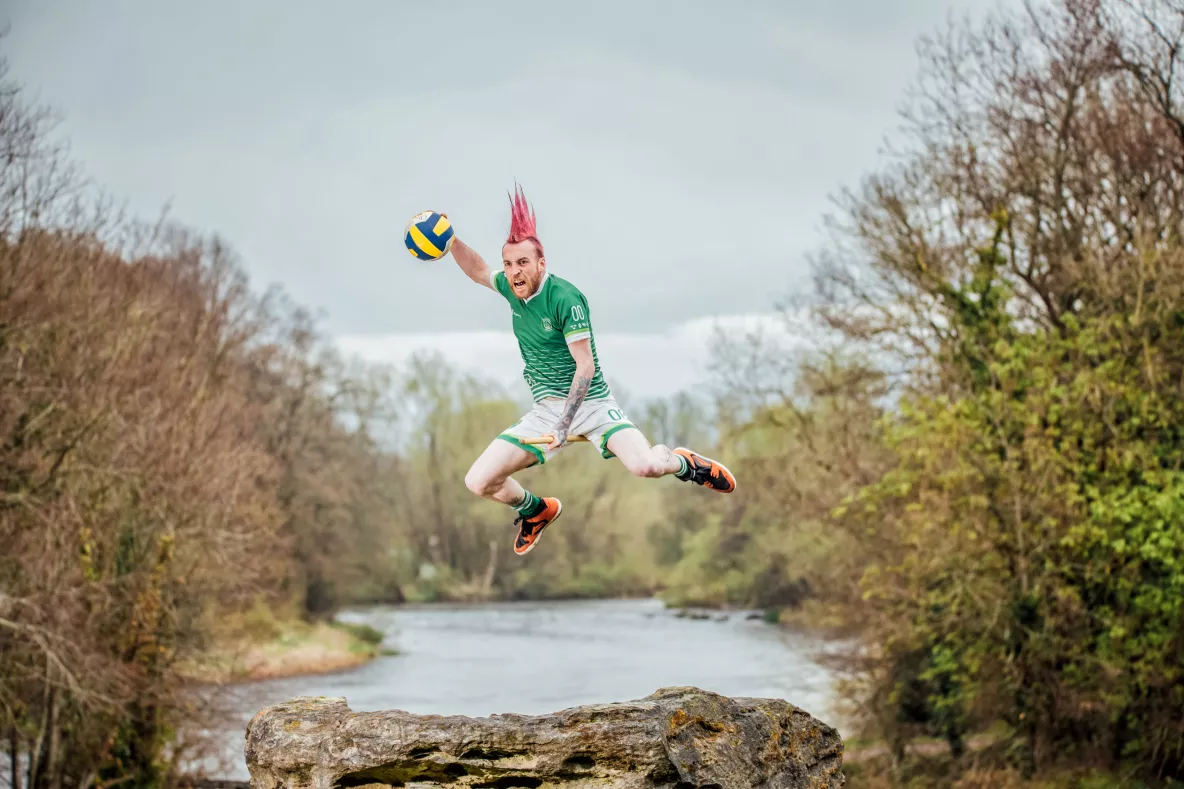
447,184,736,555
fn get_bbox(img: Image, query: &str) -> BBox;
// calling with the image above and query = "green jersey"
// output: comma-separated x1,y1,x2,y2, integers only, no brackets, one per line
490,270,611,402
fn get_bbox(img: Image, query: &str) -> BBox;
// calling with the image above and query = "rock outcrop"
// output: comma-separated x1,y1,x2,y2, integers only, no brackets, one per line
245,686,844,788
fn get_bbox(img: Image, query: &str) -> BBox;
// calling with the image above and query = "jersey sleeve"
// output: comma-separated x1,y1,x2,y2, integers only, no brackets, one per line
490,270,515,304
555,289,593,345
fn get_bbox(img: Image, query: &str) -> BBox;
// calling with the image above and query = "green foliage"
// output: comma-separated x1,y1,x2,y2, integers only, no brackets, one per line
98,710,170,789
332,620,385,646
832,228,1184,779
235,599,286,642
657,351,890,612
787,0,1184,779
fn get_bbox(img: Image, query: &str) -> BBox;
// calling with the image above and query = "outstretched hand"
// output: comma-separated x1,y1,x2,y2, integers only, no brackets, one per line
546,428,568,452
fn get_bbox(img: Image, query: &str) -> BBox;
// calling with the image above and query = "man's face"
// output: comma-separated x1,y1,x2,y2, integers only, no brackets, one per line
502,240,546,299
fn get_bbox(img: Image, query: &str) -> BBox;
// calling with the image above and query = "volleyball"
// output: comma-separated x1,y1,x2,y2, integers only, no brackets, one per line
404,210,454,261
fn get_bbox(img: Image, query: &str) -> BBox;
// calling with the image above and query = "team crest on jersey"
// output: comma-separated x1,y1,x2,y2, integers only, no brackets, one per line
541,317,553,331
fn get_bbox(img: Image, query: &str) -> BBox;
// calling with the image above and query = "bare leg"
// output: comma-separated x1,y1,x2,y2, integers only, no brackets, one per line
464,439,540,505
605,427,683,478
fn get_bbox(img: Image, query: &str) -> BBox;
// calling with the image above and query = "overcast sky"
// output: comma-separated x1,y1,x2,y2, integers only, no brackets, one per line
5,0,1001,401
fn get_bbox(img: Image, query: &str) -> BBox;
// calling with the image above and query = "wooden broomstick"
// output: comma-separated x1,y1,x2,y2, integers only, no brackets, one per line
518,435,591,445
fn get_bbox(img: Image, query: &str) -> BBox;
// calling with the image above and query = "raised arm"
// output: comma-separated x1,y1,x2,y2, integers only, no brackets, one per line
450,237,495,290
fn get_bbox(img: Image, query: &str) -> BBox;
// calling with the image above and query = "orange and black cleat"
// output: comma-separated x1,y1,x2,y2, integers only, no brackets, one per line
513,497,563,556
673,448,737,494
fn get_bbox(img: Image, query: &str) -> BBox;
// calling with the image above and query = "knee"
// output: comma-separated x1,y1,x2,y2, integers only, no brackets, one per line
637,463,666,479
623,454,666,479
464,467,501,498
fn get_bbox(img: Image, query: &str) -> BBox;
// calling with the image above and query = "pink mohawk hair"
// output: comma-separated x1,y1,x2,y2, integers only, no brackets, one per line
506,182,544,256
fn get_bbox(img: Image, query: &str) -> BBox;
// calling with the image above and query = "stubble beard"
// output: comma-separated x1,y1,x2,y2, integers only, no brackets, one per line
514,272,541,299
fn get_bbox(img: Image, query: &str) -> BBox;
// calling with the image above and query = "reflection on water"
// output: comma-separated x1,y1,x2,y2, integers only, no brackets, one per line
196,598,844,779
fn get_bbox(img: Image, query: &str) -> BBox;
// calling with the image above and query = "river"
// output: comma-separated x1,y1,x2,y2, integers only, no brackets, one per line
193,598,846,780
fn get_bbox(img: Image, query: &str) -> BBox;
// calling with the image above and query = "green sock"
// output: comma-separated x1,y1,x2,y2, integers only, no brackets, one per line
674,455,692,480
513,491,545,518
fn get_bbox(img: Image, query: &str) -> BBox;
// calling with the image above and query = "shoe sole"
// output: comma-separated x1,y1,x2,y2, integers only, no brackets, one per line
674,448,738,494
514,499,562,556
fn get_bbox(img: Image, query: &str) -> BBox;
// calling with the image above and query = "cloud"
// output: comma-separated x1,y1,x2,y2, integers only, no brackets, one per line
3,0,985,339
335,313,816,403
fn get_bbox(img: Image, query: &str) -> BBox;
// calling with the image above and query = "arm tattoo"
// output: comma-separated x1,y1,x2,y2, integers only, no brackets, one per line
556,374,592,433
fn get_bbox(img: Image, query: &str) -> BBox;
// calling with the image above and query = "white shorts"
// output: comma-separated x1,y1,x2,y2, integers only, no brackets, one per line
497,396,637,465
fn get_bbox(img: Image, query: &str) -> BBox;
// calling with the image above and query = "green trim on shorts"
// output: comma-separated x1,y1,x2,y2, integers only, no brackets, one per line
599,423,636,459
497,434,545,466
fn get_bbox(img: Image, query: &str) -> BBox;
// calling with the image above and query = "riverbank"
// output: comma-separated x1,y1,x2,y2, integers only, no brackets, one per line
194,598,842,780
178,615,389,684
663,597,864,643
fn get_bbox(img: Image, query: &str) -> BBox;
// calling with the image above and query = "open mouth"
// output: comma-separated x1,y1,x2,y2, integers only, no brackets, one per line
512,277,527,291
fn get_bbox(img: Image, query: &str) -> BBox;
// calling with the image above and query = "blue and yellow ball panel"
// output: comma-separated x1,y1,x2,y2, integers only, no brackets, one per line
404,210,454,261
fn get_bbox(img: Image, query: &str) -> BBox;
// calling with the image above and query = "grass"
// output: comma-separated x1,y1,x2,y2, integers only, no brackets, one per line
178,602,392,684
332,620,385,646
841,736,1180,789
